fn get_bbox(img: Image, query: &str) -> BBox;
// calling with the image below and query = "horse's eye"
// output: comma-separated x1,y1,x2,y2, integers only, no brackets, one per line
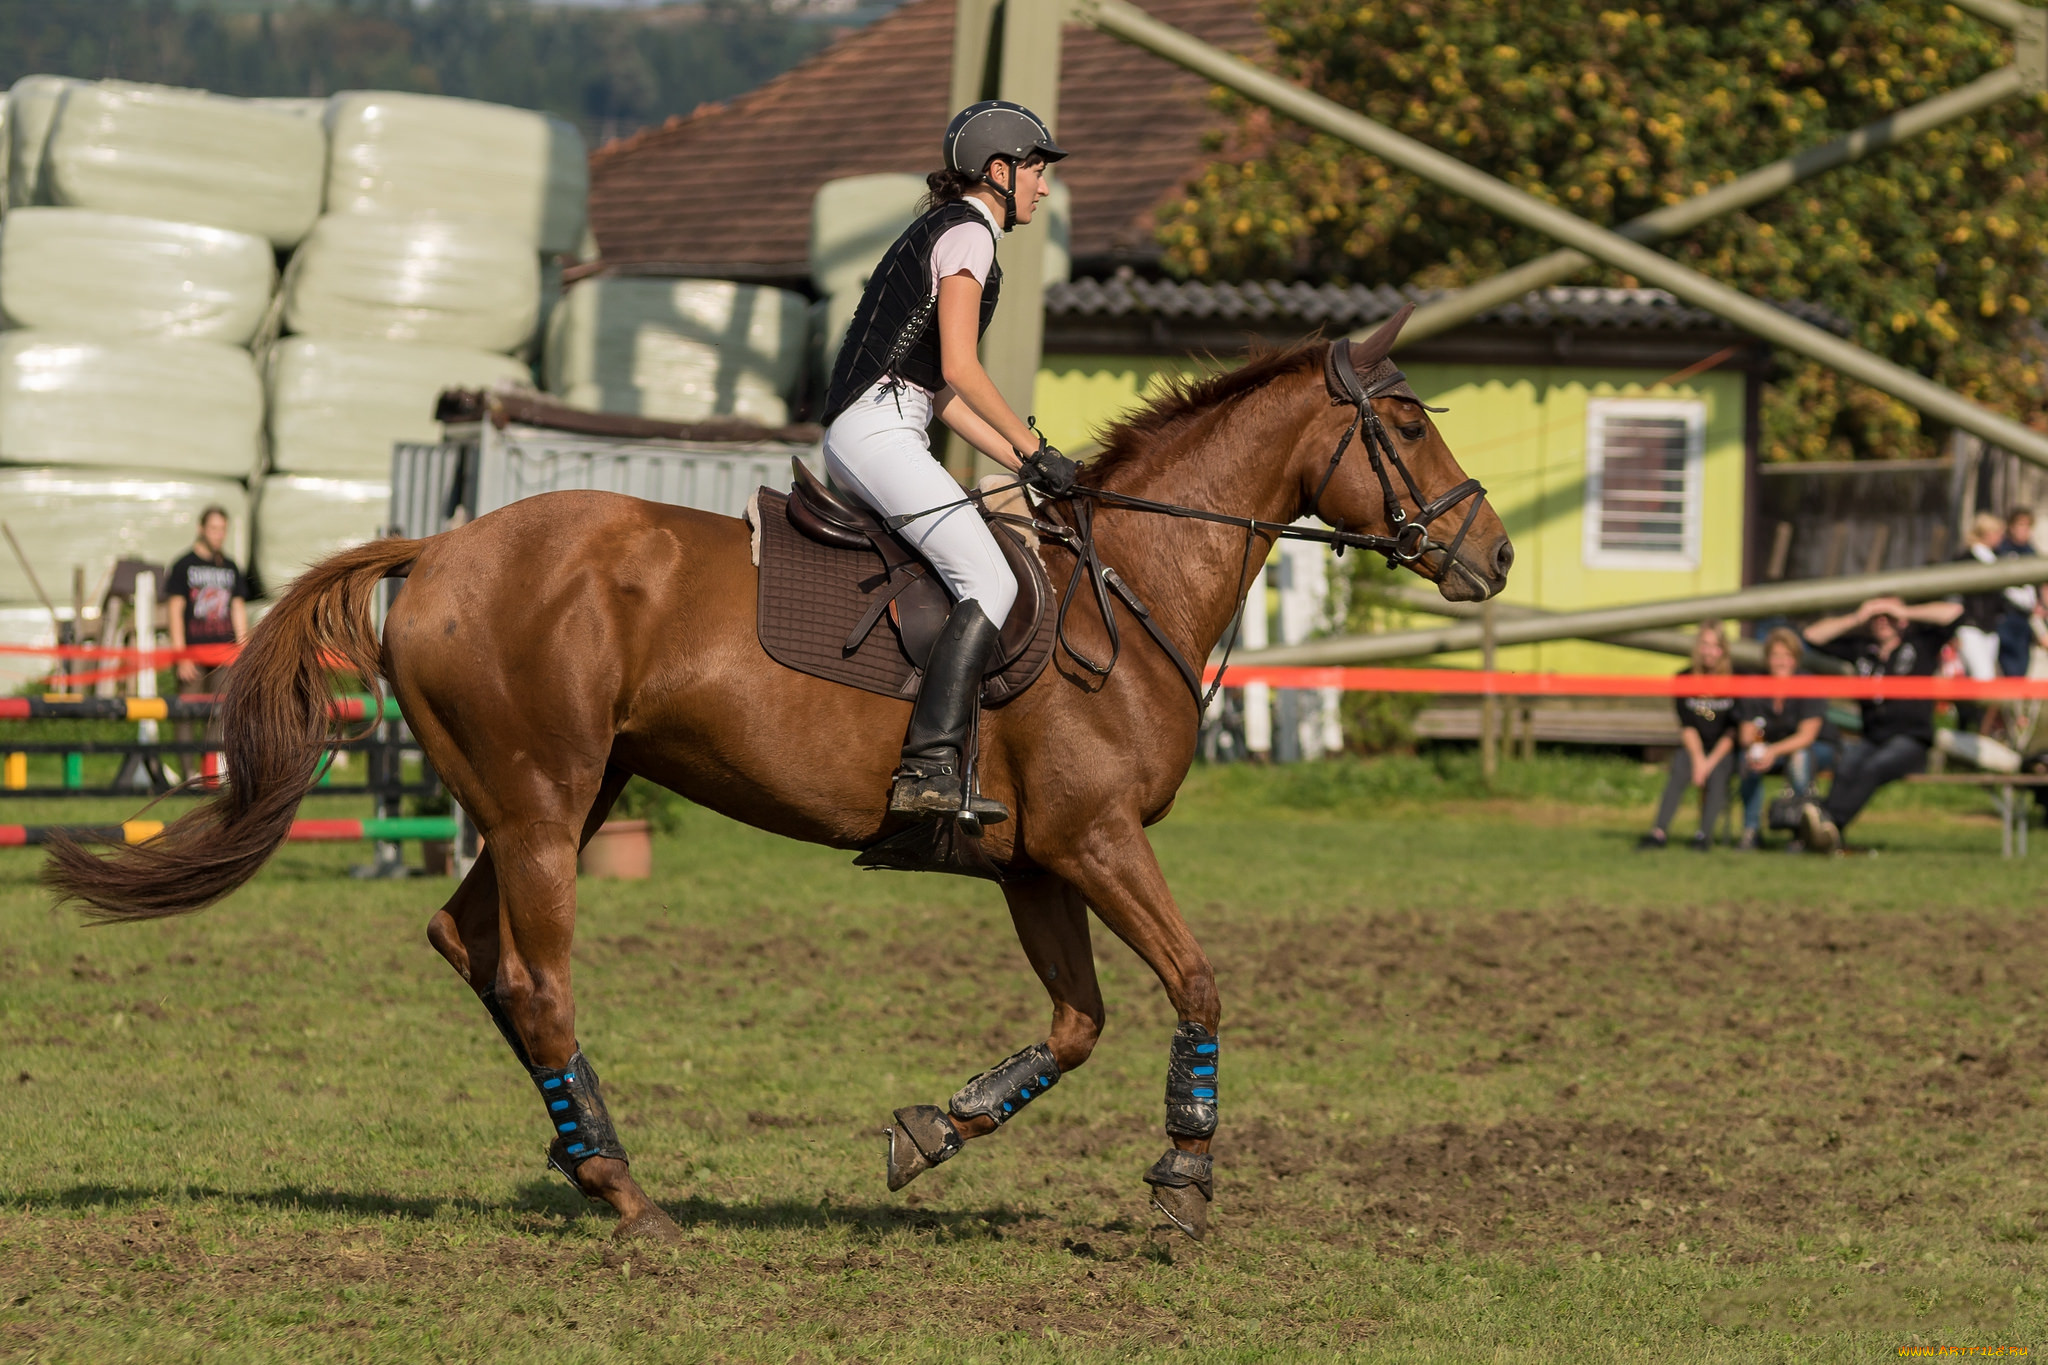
1398,423,1425,442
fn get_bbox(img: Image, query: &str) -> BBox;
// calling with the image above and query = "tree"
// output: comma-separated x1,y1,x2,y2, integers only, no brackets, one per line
0,0,839,153
1154,1,2048,461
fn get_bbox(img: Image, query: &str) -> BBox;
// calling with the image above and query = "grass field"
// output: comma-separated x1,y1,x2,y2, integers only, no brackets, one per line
2,756,2045,1361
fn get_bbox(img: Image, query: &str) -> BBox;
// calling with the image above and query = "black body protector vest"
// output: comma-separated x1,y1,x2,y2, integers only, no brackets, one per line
824,199,1001,425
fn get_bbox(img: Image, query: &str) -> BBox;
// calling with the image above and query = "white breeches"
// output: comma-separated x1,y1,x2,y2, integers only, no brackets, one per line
823,381,1018,629
1957,624,2000,682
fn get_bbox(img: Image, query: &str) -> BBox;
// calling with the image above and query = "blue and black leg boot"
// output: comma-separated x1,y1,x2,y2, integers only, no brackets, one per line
479,986,629,1187
530,1048,628,1185
1146,1021,1218,1239
883,1042,1060,1192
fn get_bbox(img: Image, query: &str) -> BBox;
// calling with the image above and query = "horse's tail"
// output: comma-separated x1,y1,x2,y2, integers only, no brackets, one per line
43,536,426,923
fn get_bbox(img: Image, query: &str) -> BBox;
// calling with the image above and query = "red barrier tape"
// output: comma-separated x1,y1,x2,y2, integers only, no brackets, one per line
0,643,238,664
1206,666,2048,701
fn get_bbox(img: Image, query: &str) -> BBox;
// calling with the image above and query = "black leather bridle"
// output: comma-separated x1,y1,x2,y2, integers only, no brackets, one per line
1314,336,1489,584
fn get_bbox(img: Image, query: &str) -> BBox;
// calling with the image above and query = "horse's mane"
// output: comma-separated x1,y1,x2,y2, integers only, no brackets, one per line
1081,339,1330,487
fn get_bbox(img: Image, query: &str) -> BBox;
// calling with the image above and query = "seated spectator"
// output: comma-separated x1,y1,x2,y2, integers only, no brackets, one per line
1952,512,2005,733
1798,595,1964,852
1640,621,1737,851
1735,627,1834,850
1996,507,2039,678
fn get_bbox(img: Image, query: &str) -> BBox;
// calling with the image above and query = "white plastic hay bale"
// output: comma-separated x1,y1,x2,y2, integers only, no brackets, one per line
809,173,926,300
253,474,389,593
0,332,263,477
267,336,531,477
252,97,328,120
326,91,587,254
0,466,248,604
7,76,80,208
543,277,808,428
0,207,277,345
45,81,326,247
284,212,540,353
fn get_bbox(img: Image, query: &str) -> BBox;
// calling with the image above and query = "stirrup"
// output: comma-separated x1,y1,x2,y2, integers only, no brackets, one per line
887,761,1010,824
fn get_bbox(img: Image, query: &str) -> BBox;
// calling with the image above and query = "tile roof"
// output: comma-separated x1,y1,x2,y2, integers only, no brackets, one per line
1046,279,1856,334
587,0,1268,285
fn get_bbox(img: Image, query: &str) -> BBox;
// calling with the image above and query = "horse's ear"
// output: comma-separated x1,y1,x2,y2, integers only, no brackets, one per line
1351,302,1415,370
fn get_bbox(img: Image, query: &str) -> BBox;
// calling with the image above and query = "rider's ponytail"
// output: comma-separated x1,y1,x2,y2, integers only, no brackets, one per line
920,167,978,212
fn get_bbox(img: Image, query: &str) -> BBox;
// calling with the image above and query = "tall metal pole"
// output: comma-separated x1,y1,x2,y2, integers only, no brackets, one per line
949,0,1003,111
1073,0,2048,468
1478,599,1497,780
948,0,1065,480
1399,66,2029,345
1241,554,2048,667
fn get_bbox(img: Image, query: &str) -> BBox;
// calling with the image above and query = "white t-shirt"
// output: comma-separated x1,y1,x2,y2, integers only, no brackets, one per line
929,196,1001,296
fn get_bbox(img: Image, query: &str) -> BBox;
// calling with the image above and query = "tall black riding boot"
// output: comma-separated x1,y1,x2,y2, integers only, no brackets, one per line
890,599,1009,824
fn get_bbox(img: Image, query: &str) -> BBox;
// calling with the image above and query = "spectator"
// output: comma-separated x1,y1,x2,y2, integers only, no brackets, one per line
1954,513,2006,683
1734,627,1834,850
1798,595,1964,852
165,504,249,692
1640,621,1737,851
1995,507,2038,678
1953,512,2006,732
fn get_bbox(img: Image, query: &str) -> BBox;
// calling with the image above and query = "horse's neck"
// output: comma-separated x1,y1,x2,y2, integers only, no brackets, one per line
1091,375,1316,660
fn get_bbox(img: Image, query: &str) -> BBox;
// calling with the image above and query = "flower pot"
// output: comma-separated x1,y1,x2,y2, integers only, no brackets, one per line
579,819,652,880
420,839,455,877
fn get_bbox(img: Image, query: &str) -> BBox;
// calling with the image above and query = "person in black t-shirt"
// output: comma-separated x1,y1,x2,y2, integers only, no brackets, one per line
1798,595,1963,851
1734,627,1834,849
1640,622,1738,851
164,504,250,690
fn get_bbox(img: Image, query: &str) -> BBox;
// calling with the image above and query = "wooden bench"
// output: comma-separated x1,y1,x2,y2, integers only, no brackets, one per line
1903,772,2048,857
1414,704,1678,748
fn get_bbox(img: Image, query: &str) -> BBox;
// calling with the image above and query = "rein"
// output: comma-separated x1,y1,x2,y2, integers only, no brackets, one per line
880,340,1493,719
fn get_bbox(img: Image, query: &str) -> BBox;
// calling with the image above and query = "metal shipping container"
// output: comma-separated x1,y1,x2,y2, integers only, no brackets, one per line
390,411,816,539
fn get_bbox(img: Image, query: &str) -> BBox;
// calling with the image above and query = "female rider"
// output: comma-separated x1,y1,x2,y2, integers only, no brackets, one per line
821,100,1078,826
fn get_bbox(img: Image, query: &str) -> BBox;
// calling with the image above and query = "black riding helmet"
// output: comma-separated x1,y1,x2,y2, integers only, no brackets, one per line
943,99,1067,231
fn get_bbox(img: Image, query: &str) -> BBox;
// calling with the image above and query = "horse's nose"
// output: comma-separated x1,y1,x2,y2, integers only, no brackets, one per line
1491,538,1515,583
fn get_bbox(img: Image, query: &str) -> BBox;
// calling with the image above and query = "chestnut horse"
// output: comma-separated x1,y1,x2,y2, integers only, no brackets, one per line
47,310,1510,1243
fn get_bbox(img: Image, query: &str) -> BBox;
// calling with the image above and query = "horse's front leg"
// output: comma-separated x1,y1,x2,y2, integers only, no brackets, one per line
1046,820,1220,1240
882,872,1104,1190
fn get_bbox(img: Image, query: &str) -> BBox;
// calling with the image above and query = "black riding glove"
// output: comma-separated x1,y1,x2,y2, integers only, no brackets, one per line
1017,444,1079,498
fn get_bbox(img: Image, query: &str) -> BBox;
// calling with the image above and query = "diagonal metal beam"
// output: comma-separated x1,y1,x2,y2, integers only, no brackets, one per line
1242,554,2048,667
1074,0,2048,467
1399,64,2029,345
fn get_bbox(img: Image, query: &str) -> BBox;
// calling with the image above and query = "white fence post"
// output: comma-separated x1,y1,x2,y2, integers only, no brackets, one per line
1276,539,1329,759
133,570,157,748
1241,564,1270,758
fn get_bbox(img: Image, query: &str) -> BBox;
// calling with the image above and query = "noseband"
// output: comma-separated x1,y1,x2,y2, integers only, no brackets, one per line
1317,337,1489,587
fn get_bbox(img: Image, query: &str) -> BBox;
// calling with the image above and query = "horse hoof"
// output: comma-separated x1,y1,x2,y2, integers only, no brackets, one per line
1150,1182,1210,1241
613,1206,684,1245
883,1120,933,1192
884,1104,963,1192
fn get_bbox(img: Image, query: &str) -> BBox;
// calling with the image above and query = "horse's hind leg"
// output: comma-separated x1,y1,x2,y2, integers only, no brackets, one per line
425,763,680,1242
882,873,1104,1190
1048,822,1219,1241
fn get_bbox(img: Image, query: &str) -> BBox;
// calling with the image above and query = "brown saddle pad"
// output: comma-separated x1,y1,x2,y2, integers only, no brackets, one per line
753,484,1055,704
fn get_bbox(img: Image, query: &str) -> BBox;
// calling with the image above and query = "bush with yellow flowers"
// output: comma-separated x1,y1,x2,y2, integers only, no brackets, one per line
1156,1,2047,462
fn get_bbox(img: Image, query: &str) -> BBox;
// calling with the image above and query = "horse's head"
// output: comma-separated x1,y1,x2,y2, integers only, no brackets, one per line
1297,305,1512,602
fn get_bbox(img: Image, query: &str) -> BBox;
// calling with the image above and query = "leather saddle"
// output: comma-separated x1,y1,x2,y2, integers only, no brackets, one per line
751,458,1054,704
